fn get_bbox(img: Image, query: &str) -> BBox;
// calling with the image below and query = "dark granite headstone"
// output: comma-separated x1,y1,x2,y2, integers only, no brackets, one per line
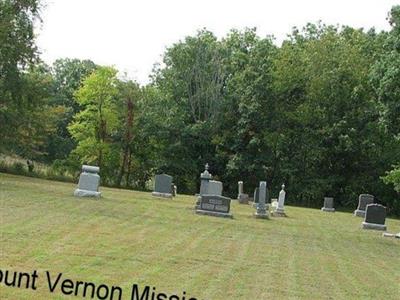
362,204,387,231
365,204,386,224
196,195,232,218
152,174,173,198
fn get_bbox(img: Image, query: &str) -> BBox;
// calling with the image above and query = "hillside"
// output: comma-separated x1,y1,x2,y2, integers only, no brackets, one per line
0,173,399,299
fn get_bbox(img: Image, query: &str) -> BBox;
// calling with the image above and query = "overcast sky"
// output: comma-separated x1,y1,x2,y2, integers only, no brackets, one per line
36,0,398,84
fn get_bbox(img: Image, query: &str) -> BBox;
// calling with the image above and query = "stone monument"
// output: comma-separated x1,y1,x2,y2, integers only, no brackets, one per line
362,204,387,231
195,164,213,209
237,181,249,204
253,187,259,208
354,194,374,217
152,174,173,198
207,180,223,196
321,197,335,212
254,181,269,219
273,184,286,216
196,194,233,218
74,165,101,198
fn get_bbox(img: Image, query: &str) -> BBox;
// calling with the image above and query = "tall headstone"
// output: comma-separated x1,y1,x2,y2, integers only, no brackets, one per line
253,187,259,208
362,204,387,231
237,181,249,204
74,165,101,198
195,163,212,209
199,163,212,195
196,195,233,218
321,197,335,212
354,194,374,217
152,174,173,198
254,181,269,219
273,184,286,216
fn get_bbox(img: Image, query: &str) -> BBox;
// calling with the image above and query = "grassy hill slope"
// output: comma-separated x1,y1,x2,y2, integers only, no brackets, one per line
1,173,399,299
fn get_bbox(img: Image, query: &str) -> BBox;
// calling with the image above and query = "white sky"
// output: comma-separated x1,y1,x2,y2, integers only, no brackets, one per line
36,0,398,84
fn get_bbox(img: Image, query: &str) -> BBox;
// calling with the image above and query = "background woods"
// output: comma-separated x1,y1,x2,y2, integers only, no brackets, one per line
1,1,399,214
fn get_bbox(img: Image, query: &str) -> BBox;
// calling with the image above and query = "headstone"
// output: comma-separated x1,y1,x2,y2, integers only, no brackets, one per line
199,163,212,194
354,194,374,217
195,163,212,209
207,180,223,196
152,174,173,198
362,204,387,231
237,181,249,204
254,181,269,219
196,195,233,218
273,184,286,216
74,165,101,198
321,197,335,212
253,187,259,208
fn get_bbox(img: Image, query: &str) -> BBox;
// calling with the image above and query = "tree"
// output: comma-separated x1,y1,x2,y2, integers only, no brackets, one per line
115,80,141,187
68,66,119,178
0,0,42,151
370,5,400,136
45,58,97,161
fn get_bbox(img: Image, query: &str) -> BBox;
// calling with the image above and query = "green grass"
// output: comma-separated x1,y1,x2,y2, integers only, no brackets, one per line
1,173,399,299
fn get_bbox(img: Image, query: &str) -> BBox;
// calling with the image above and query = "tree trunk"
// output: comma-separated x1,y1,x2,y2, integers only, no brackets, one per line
117,96,134,187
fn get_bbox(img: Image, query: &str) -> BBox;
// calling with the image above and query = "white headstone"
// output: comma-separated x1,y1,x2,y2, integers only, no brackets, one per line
238,181,243,195
274,184,286,216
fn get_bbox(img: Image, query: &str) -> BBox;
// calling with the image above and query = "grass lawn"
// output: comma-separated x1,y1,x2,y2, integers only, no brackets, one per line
1,173,399,299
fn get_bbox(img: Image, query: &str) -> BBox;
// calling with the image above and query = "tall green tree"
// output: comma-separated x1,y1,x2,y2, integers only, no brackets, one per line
45,58,97,161
0,0,42,151
68,66,119,179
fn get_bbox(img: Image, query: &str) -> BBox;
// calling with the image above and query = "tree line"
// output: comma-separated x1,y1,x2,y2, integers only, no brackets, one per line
1,0,399,214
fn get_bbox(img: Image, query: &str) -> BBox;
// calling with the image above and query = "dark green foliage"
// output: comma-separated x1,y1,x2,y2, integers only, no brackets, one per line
1,3,399,215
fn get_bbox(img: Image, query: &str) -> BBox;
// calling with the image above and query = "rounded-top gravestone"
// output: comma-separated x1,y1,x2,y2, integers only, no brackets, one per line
354,194,374,217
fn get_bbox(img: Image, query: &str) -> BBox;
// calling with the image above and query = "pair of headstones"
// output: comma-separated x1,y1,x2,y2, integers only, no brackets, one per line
253,183,286,217
74,165,101,198
355,194,387,230
152,174,176,199
354,194,374,217
195,164,233,218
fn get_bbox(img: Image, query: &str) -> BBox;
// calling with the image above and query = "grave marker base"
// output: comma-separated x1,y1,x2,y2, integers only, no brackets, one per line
195,209,233,218
272,209,287,217
254,211,269,219
321,207,335,212
152,192,173,199
237,194,249,204
362,222,387,231
354,209,366,217
74,189,101,198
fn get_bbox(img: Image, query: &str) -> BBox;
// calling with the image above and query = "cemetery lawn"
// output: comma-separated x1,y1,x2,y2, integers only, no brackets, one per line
1,173,400,300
